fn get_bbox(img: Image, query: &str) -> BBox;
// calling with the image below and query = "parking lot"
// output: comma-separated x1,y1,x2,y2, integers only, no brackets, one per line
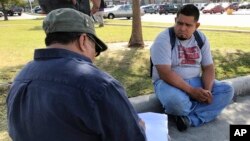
1,10,250,27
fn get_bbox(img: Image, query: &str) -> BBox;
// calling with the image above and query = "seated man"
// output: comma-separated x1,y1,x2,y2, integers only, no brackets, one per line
150,4,234,132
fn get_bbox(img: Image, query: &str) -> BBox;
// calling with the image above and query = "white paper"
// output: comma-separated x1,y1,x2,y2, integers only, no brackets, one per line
139,112,169,141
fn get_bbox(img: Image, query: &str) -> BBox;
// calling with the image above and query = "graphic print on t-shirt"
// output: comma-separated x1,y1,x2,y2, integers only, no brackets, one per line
178,45,200,65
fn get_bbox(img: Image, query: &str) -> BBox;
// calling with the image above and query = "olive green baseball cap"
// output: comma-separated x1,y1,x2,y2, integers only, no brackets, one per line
43,8,107,53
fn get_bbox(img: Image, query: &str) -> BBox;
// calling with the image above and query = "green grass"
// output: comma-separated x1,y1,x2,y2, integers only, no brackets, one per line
104,19,250,31
0,18,250,94
0,18,250,92
0,18,250,140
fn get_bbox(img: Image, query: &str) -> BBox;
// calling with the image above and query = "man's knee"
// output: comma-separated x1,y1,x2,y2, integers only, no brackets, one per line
213,81,234,101
163,99,191,116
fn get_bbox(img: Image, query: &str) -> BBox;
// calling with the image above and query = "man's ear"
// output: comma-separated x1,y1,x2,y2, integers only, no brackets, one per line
78,34,87,52
196,22,200,29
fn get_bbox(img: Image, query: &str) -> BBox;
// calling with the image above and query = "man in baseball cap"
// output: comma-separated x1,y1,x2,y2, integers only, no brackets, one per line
6,8,146,141
43,8,107,56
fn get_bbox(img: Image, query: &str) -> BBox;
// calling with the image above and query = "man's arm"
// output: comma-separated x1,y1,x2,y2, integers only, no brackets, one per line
96,82,146,141
202,64,215,92
156,65,211,103
156,65,193,93
91,0,101,14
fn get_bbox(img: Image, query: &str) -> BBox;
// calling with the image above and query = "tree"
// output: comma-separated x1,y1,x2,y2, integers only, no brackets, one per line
0,0,24,21
0,0,9,20
128,0,144,47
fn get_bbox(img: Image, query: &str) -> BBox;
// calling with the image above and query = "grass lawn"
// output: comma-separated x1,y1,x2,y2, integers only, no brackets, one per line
0,18,250,140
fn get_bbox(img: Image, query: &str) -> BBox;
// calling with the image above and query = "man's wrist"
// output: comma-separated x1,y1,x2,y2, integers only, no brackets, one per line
92,5,100,10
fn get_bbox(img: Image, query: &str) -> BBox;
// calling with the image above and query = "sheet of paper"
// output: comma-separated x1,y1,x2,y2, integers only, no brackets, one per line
139,112,169,141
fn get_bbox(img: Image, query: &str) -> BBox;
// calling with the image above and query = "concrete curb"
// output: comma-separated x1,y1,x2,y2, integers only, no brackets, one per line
129,75,250,113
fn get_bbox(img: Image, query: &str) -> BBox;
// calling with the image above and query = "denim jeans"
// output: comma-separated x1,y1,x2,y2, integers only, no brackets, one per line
154,77,234,127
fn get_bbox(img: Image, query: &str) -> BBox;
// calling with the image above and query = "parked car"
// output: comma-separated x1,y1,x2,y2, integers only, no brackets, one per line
6,6,23,16
202,3,224,14
193,3,207,10
106,5,115,8
141,5,157,14
238,2,250,9
32,6,44,14
200,3,209,11
222,2,239,11
158,4,179,15
103,4,144,19
0,11,3,17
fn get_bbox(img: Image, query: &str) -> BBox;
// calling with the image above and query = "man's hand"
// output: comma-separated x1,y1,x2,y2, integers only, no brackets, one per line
91,6,99,15
138,119,146,131
189,88,213,104
204,91,213,104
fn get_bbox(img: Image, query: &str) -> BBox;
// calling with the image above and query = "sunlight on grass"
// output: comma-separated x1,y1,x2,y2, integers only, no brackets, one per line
0,131,11,141
0,19,250,93
96,47,153,97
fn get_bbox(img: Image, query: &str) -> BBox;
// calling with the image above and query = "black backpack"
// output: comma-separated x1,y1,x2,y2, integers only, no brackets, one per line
150,27,204,77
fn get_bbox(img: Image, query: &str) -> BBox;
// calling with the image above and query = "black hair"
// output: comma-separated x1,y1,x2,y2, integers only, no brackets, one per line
45,32,82,46
177,4,200,22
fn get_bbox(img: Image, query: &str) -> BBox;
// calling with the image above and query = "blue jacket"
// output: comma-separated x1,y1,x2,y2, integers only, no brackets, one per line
7,48,146,141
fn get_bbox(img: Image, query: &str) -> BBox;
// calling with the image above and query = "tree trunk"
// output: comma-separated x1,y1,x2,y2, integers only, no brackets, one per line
0,2,8,21
128,0,144,48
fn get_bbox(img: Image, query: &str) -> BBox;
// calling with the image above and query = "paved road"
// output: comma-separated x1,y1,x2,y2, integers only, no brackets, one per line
0,13,45,20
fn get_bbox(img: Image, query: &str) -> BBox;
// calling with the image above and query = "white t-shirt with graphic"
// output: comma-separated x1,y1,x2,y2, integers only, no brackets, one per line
150,28,213,82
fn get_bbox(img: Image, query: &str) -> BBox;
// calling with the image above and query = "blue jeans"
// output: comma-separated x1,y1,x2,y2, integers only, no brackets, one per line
154,77,234,127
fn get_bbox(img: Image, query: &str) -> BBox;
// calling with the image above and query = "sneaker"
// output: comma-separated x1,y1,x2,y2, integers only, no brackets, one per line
175,116,190,132
99,24,104,27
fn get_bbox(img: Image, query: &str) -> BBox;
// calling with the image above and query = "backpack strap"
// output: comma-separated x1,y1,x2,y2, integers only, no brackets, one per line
150,27,175,77
150,57,153,77
169,26,204,49
193,30,204,49
168,27,176,50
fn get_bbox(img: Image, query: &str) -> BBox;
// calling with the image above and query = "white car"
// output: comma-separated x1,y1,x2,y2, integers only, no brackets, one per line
103,4,144,19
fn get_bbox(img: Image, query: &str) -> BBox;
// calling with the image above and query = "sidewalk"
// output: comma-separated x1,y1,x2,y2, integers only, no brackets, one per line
169,95,250,141
129,76,250,141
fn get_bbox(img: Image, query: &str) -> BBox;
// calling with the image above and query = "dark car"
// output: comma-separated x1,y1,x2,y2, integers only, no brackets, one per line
239,3,250,9
202,3,224,14
230,2,239,11
158,4,179,15
222,2,239,11
6,6,23,16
